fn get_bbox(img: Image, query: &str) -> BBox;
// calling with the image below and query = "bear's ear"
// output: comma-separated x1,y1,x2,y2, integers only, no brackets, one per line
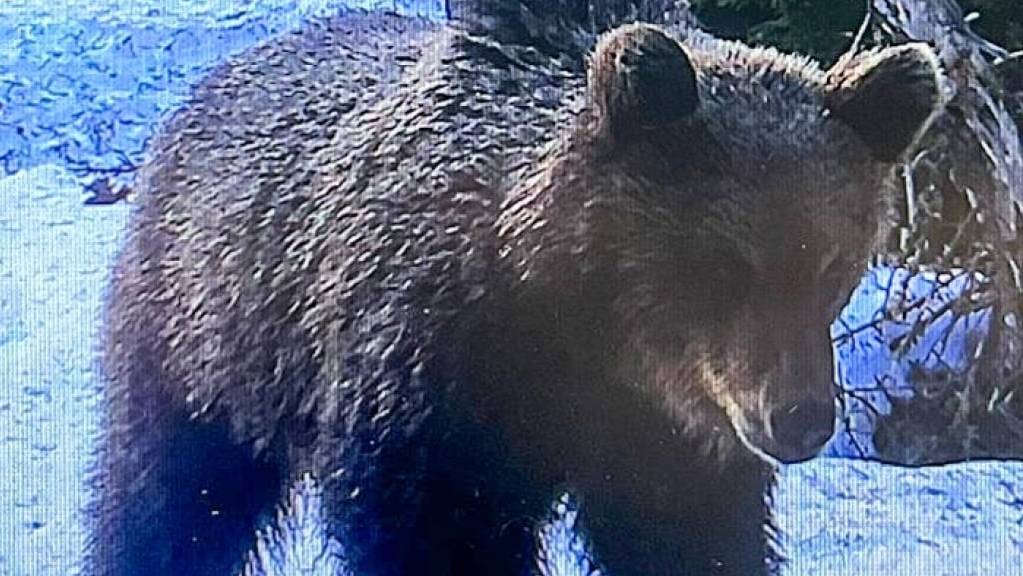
825,43,944,161
587,23,699,141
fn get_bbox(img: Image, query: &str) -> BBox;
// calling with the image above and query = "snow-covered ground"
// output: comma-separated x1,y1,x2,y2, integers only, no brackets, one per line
775,460,1023,575
0,166,128,576
2,2,1023,575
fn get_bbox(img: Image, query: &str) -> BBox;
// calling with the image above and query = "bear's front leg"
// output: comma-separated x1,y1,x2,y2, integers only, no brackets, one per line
575,449,778,576
317,415,556,576
86,399,283,576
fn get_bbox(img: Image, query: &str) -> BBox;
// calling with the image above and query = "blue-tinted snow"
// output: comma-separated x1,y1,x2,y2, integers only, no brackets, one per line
827,267,991,458
1,1,1021,575
775,460,1023,575
0,1,446,177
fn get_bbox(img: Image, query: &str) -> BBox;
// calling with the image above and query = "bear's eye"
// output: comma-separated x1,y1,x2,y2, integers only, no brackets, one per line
690,251,754,312
707,260,750,291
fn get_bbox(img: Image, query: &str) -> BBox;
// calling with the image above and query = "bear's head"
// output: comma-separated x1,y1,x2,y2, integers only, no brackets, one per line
502,23,943,465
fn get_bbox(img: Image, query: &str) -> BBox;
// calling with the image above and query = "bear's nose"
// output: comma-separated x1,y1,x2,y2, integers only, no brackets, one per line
767,400,834,463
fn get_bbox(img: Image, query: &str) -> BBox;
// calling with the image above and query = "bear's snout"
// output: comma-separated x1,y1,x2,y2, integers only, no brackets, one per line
765,399,835,463
760,346,837,463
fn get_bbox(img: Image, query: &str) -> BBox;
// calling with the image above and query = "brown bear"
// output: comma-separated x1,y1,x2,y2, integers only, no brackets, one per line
87,4,942,576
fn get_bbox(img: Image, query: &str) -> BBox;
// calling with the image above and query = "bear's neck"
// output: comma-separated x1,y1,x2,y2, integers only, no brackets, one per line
490,181,625,392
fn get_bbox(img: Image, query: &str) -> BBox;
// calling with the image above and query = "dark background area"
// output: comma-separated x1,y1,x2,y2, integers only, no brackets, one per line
692,0,1023,63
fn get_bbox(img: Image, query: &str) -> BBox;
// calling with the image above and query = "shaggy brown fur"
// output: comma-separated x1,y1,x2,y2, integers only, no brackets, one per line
89,5,941,576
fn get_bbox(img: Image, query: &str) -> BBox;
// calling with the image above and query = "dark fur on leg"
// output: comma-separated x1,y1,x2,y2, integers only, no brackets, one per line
86,400,282,576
